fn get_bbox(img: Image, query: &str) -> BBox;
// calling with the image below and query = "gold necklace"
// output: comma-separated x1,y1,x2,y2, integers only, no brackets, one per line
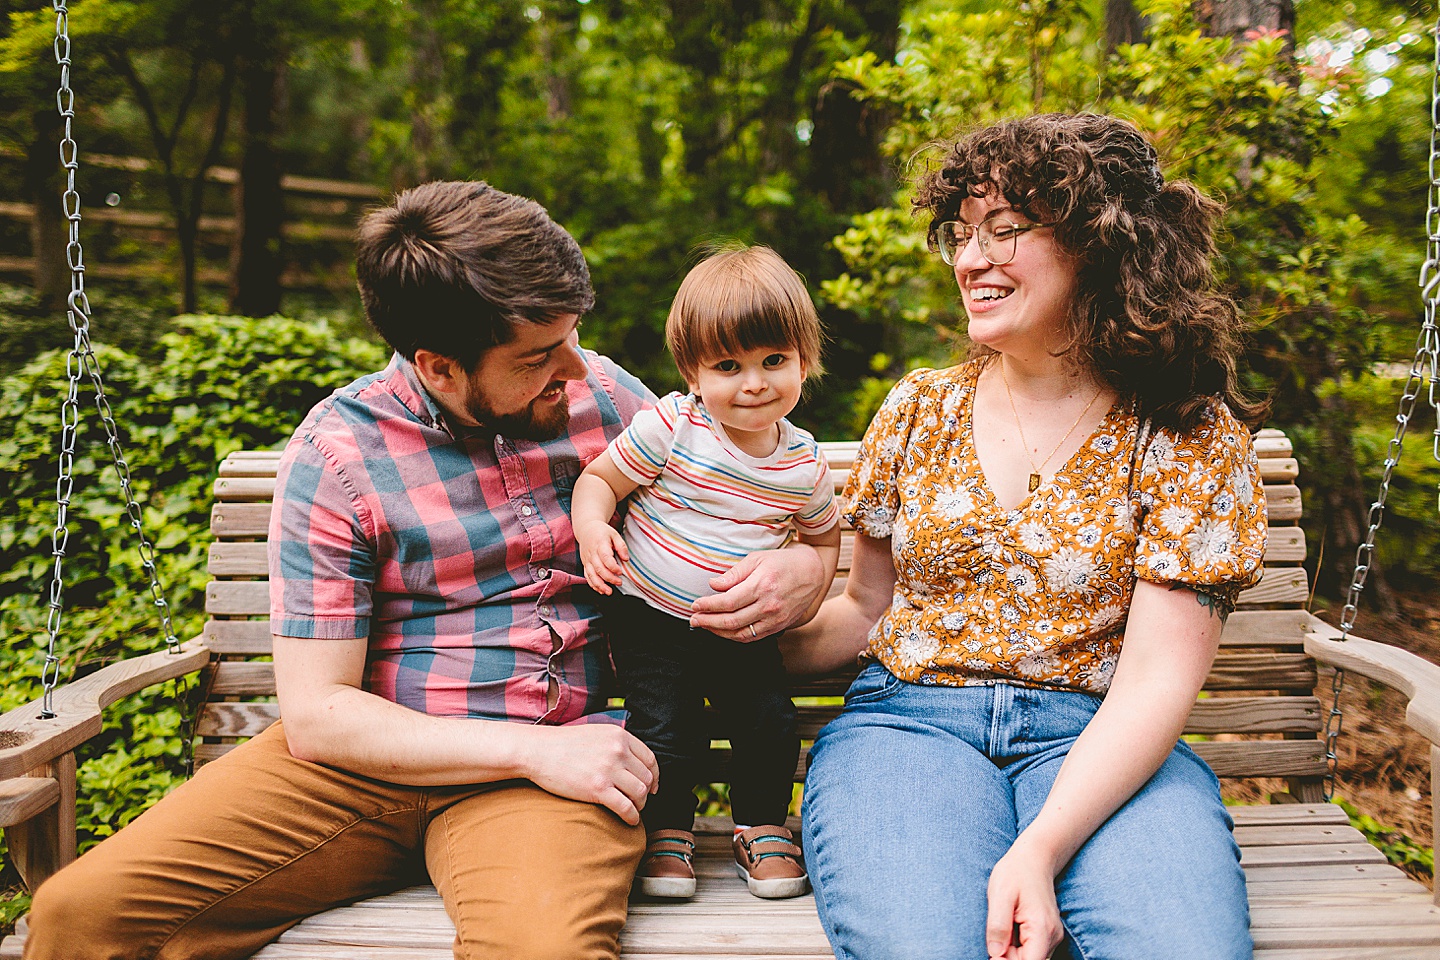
1000,362,1104,493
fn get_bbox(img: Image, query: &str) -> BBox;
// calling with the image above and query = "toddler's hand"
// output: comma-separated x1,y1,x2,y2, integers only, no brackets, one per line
577,521,628,595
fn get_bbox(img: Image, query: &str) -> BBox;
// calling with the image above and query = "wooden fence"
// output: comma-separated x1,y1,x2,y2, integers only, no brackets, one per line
0,150,382,291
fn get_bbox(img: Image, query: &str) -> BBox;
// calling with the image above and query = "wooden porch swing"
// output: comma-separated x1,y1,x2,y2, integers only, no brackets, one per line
5,3,1440,958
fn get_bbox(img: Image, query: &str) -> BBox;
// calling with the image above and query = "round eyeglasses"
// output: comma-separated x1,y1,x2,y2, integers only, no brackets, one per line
933,218,1050,266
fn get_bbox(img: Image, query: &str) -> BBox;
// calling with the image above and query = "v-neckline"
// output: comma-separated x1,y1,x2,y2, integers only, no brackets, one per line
967,364,1121,516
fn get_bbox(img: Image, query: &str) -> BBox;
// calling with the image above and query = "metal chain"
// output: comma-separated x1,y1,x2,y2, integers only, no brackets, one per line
40,1,183,722
1324,15,1440,800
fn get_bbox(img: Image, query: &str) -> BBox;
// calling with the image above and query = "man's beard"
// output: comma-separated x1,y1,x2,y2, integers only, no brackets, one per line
465,384,572,441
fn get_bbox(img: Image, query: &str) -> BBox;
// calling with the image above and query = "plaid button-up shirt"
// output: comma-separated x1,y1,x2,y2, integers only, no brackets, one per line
269,351,654,725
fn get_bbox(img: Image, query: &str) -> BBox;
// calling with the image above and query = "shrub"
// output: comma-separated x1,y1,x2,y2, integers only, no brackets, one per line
0,315,385,863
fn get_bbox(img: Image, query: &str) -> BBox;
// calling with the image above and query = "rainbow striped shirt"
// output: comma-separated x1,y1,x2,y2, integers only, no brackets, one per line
608,392,839,618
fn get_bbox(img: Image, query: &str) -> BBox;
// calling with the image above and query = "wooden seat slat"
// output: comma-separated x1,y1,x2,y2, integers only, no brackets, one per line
208,542,269,575
1219,610,1316,648
210,503,272,538
200,563,1313,618
209,479,1310,538
1251,925,1440,950
1257,949,1440,960
193,702,280,738
1250,891,1436,906
693,737,1327,783
1240,842,1389,868
1241,862,1410,884
209,662,277,697
1233,823,1368,848
1189,741,1326,780
1251,903,1440,928
1204,653,1315,689
206,581,270,615
213,478,277,501
204,526,1310,579
194,648,1321,698
1229,804,1349,826
200,619,273,654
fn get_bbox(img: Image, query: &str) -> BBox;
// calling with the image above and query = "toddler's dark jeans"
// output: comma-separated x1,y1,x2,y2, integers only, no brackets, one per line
607,593,800,831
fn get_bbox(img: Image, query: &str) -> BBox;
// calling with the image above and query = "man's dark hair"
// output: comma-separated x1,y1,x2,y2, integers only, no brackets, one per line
355,181,594,370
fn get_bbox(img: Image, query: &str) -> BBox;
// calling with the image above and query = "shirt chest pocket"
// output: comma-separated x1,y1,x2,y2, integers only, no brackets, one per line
552,459,582,513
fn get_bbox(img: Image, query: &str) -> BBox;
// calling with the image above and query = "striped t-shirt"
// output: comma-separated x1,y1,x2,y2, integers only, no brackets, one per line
607,391,839,618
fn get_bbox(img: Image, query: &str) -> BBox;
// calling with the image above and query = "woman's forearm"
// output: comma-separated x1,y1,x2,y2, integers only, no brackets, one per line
779,532,895,675
1014,581,1224,873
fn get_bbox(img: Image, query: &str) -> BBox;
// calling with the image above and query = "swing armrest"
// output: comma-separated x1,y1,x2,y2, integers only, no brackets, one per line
0,638,210,779
1303,615,1440,749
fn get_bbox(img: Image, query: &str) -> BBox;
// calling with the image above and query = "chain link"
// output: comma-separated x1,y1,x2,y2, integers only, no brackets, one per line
1325,16,1440,800
40,2,184,726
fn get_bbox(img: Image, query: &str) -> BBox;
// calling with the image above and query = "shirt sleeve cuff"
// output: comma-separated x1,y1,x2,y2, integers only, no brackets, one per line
272,616,371,640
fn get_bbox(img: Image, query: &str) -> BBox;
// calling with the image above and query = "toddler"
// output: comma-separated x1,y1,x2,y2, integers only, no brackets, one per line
573,245,840,900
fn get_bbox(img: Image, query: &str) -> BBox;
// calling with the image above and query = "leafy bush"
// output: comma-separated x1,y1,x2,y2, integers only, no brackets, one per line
1337,797,1434,879
0,315,385,864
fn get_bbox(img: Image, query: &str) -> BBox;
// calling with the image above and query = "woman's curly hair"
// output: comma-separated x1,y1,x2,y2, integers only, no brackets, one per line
913,113,1264,432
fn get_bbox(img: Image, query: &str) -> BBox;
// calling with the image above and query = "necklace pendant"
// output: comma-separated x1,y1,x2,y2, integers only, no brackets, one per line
1027,472,1041,493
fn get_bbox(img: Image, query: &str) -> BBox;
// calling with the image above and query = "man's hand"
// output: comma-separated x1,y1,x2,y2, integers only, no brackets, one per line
576,519,628,595
689,546,827,642
523,724,660,825
985,842,1066,960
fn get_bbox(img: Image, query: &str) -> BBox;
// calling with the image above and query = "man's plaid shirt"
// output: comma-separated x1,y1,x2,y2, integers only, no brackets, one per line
268,351,654,725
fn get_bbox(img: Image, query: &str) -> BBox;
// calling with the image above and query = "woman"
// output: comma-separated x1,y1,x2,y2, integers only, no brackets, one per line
786,114,1266,960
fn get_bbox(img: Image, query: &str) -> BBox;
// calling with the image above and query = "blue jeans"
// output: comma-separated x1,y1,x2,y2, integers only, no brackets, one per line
801,663,1252,960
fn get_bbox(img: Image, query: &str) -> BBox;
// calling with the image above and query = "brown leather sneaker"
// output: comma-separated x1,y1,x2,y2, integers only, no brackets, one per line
637,829,697,899
732,824,809,899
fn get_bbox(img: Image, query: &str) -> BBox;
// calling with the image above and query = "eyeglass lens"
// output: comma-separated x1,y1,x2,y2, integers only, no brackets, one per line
937,219,1022,266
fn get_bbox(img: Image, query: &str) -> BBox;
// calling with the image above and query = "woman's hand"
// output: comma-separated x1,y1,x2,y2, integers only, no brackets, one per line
985,840,1066,960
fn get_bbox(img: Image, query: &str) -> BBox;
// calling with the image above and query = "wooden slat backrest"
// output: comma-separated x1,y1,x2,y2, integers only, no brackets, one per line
197,429,1324,795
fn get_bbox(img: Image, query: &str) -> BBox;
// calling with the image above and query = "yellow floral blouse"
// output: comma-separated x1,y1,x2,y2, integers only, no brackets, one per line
843,359,1267,695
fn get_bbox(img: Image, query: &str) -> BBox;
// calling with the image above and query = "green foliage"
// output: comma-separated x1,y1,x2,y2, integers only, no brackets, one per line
818,0,1437,591
0,314,384,858
1337,797,1434,877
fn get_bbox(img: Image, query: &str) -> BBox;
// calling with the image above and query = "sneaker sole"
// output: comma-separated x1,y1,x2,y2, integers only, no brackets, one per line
638,875,697,899
735,862,810,899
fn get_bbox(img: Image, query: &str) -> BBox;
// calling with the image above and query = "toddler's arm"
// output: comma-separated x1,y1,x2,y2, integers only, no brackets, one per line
573,450,641,595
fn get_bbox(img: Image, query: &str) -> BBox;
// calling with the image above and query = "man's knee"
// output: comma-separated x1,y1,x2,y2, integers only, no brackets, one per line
24,857,150,960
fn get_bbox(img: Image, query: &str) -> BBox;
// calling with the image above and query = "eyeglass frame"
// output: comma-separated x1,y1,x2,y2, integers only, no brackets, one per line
932,216,1054,267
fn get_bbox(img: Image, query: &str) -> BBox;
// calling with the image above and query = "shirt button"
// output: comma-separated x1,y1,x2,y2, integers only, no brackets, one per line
521,505,533,517
536,567,550,579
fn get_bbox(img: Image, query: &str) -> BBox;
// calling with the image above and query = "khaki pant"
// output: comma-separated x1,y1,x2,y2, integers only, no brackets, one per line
23,722,645,960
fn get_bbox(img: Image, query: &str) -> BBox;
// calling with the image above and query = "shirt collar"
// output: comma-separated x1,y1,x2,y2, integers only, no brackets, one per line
387,353,460,439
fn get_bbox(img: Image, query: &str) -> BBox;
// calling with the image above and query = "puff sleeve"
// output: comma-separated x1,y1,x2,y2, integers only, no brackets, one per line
1133,402,1267,610
608,392,683,487
842,369,931,539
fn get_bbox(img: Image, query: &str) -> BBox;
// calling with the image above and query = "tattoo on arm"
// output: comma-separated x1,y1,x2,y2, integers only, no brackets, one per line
1169,583,1232,623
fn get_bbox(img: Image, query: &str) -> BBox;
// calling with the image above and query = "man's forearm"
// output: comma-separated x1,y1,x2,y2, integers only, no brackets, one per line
280,680,534,785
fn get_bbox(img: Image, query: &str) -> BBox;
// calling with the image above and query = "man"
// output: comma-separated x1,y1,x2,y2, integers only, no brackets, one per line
24,182,826,960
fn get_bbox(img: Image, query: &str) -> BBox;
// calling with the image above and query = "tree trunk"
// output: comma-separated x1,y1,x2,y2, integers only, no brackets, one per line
806,0,902,213
1194,0,1295,56
25,108,68,311
1106,0,1147,52
230,53,285,317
